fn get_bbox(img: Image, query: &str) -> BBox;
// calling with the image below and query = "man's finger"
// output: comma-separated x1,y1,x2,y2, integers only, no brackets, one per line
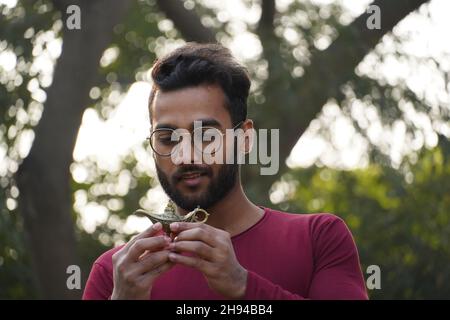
170,221,209,233
138,261,175,287
124,222,163,252
134,250,172,275
170,240,215,261
168,252,213,275
172,226,221,247
127,235,171,262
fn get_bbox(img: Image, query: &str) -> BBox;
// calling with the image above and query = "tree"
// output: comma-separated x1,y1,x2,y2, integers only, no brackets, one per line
282,135,450,298
3,0,132,299
1,0,447,298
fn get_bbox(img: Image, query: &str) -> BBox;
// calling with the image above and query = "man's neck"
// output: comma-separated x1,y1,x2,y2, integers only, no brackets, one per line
207,181,265,236
177,180,265,237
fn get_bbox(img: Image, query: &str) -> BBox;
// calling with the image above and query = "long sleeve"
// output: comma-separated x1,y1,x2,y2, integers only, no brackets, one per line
243,270,306,299
243,214,368,300
82,262,113,300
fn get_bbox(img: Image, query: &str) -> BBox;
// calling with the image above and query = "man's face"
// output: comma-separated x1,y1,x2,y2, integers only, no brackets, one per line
150,84,239,211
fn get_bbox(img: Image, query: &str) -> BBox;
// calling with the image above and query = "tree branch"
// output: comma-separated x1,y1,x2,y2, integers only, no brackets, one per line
155,0,216,43
285,0,430,156
257,0,275,34
256,0,282,78
244,0,430,204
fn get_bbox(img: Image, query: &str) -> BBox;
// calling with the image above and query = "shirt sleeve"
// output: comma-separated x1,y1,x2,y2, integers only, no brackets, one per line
243,214,368,300
82,262,114,300
243,270,307,299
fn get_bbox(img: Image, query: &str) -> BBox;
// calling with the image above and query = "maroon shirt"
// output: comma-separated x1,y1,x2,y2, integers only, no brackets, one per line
83,207,368,300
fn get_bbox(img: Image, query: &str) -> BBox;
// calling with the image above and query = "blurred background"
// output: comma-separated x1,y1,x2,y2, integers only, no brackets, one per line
0,0,449,299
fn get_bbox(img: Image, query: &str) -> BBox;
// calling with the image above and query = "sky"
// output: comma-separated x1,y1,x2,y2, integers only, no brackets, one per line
1,0,450,235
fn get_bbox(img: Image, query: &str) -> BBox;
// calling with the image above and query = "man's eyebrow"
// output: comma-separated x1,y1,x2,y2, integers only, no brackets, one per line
154,123,177,130
153,119,223,131
191,118,223,130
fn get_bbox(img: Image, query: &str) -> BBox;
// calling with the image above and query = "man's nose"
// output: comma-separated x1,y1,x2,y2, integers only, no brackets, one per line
171,135,202,165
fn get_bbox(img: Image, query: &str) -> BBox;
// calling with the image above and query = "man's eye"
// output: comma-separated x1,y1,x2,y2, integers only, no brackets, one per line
158,136,176,144
201,129,218,140
203,133,216,141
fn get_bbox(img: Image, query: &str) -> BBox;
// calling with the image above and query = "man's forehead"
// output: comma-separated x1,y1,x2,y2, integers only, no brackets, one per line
150,85,231,128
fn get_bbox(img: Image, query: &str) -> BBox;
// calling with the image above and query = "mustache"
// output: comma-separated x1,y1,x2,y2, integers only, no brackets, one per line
172,164,213,181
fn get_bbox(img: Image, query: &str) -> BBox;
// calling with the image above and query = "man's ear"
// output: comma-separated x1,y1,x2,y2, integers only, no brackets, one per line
242,119,255,154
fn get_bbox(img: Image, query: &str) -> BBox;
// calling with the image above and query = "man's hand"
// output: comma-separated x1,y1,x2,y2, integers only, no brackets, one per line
110,222,174,300
168,222,248,299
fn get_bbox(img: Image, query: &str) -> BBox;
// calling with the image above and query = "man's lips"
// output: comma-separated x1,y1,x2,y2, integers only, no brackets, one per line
178,171,209,187
177,170,208,179
182,172,201,179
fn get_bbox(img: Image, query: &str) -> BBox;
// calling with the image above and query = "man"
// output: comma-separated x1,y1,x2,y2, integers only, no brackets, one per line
83,43,368,300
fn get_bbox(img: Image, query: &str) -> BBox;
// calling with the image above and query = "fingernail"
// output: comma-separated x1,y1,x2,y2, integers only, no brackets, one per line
169,253,177,260
173,236,178,242
170,222,179,231
153,222,162,230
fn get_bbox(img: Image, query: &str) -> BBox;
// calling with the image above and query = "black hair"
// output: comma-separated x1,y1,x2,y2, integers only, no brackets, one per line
148,42,250,126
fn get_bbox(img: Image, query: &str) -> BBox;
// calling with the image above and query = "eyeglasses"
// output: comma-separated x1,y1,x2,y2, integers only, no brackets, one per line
147,122,243,157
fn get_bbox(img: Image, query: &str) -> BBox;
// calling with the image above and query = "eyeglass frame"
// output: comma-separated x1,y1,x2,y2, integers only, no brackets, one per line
147,121,244,157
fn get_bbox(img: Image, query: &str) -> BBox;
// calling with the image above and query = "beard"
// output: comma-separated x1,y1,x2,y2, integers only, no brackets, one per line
155,162,239,212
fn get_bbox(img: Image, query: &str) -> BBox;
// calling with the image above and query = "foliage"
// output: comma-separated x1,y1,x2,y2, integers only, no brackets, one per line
1,0,449,299
279,136,450,299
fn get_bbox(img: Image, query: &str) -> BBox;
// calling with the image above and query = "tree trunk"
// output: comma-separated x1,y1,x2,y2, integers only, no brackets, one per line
16,0,131,299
